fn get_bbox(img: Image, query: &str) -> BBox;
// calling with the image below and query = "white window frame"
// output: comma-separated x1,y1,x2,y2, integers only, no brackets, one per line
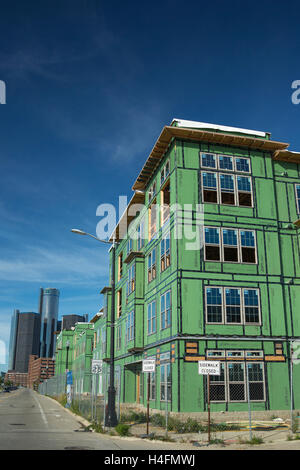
203,226,221,262
205,286,261,326
234,156,251,174
160,289,171,330
148,248,156,282
200,152,217,169
160,362,171,402
147,300,156,335
126,311,134,343
209,359,265,403
203,226,257,265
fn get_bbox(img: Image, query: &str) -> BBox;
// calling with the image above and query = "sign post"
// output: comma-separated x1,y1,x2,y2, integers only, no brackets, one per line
198,361,220,444
142,359,156,435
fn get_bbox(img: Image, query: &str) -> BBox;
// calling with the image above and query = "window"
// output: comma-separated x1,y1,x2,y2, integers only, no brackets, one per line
118,253,123,281
202,172,218,203
137,219,145,251
225,288,241,323
228,363,245,401
235,157,250,173
204,227,220,261
204,227,256,264
219,155,233,171
160,363,171,401
222,229,239,262
206,287,222,323
237,176,252,206
147,301,156,335
126,311,134,343
244,289,260,323
247,363,265,401
101,328,106,355
201,152,216,169
149,371,156,400
127,263,135,296
205,287,260,325
220,174,235,205
117,289,122,318
200,153,253,207
149,181,156,202
161,290,171,329
295,184,300,214
161,233,170,272
161,159,170,185
240,230,256,263
149,200,157,239
148,248,156,282
116,325,122,350
161,181,170,225
209,363,226,401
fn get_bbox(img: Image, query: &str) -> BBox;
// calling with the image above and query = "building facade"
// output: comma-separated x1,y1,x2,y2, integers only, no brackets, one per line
28,355,55,389
39,288,60,358
8,311,41,373
97,119,300,416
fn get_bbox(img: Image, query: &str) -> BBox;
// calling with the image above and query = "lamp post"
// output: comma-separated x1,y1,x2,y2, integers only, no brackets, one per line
71,228,119,427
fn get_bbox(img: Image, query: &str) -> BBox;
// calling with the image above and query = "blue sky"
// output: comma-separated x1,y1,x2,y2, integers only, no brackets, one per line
1,0,300,370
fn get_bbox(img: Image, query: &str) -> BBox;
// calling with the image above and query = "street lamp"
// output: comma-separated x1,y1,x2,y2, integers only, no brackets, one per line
71,228,119,427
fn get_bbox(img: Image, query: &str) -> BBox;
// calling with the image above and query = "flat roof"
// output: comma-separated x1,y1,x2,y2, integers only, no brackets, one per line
171,118,269,138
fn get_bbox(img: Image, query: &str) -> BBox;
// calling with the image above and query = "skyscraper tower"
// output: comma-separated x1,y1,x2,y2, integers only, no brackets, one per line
39,288,60,358
8,309,20,370
8,310,40,372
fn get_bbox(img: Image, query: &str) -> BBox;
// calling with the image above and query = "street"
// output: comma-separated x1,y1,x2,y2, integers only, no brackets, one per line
0,388,196,451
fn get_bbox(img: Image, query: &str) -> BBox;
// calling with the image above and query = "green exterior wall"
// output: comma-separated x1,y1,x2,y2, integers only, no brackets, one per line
65,125,300,416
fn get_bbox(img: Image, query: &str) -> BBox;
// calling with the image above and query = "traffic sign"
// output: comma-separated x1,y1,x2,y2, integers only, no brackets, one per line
198,361,220,376
142,359,156,373
91,359,103,374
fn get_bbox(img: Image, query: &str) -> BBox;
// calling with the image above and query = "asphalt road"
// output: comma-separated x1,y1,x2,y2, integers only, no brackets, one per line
0,388,196,451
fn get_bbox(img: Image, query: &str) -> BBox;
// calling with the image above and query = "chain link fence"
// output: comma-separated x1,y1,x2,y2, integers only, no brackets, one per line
38,364,121,428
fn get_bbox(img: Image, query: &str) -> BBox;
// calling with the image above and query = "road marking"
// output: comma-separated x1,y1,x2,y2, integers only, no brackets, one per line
32,393,48,428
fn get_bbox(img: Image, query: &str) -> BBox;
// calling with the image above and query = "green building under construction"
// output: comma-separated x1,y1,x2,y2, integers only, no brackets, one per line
94,119,300,417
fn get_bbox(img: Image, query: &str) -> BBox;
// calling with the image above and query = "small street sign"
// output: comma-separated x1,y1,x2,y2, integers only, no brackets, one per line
198,361,220,376
91,359,103,374
142,359,156,373
66,370,73,385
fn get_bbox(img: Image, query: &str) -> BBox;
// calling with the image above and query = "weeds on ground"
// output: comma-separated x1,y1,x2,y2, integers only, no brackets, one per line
91,421,104,433
238,435,264,445
115,423,131,437
120,411,240,434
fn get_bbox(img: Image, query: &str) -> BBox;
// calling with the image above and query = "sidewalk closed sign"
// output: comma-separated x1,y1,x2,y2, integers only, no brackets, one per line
142,359,156,373
198,361,220,376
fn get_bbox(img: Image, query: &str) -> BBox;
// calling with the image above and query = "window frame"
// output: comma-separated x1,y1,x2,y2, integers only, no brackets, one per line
200,152,253,208
148,248,156,283
209,359,265,403
205,286,261,326
160,362,171,402
203,226,257,265
161,233,171,272
125,310,135,344
160,289,171,330
147,300,156,335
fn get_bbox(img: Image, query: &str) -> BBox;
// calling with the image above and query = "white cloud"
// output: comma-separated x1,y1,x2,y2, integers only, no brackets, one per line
0,244,109,285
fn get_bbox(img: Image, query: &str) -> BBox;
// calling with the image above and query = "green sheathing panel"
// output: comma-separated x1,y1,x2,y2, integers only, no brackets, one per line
96,135,300,415
54,330,74,375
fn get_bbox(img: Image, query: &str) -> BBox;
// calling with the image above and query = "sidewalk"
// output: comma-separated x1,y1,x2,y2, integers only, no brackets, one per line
43,395,300,450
